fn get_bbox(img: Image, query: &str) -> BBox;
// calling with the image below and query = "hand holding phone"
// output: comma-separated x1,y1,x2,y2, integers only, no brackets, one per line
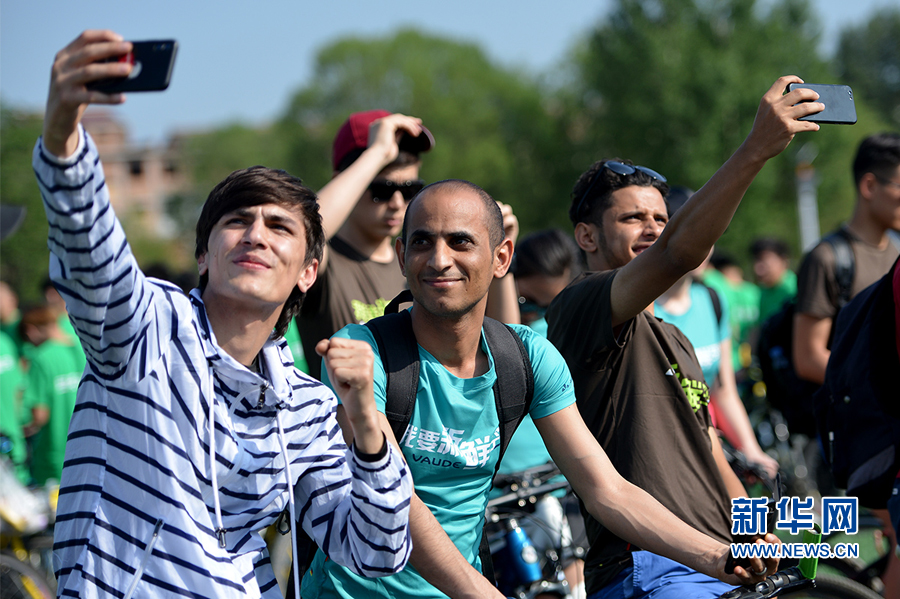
786,83,857,125
86,40,178,93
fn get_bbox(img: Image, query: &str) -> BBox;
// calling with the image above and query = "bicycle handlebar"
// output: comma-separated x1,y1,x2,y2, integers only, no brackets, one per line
717,566,814,598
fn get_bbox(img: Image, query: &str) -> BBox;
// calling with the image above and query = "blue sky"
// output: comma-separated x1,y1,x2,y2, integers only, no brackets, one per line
2,0,895,145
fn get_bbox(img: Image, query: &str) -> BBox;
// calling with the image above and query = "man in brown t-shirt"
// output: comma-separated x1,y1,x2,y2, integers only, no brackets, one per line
547,77,824,598
298,111,434,377
793,132,900,386
792,133,900,597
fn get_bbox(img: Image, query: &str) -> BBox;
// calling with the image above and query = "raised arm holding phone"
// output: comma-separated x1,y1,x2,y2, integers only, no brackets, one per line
37,30,412,599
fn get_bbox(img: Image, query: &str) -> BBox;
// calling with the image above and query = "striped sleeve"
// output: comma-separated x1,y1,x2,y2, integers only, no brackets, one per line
295,434,413,577
33,128,162,383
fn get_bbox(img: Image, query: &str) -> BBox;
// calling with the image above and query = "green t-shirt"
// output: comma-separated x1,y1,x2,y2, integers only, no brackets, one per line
283,319,309,374
22,338,86,485
0,331,28,484
702,269,760,369
303,321,575,599
758,270,797,325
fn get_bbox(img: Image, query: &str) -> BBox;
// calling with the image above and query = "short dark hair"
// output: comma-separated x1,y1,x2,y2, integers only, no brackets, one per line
510,228,582,280
569,159,669,225
750,237,791,260
194,166,324,339
853,132,900,187
400,179,504,249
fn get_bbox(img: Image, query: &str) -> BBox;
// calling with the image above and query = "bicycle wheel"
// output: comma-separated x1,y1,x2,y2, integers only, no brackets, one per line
782,573,882,599
0,552,53,599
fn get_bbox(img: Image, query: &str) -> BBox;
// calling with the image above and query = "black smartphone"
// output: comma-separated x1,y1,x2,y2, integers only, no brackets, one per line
87,40,178,93
787,83,857,125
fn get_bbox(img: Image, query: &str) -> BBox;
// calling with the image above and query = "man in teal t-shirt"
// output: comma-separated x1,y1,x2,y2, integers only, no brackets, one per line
302,179,772,599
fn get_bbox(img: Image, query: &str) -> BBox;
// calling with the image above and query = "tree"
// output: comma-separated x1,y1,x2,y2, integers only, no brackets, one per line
277,30,577,233
1,106,51,305
569,0,886,265
834,7,900,128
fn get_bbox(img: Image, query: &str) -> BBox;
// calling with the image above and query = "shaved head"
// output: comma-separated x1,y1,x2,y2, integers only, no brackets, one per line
401,179,504,249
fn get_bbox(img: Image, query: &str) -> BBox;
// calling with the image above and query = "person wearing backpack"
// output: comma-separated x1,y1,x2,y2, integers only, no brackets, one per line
300,179,778,599
793,132,900,387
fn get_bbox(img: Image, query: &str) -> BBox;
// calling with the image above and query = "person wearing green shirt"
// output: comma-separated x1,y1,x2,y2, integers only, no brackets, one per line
19,305,86,486
703,254,761,371
0,330,28,484
750,237,797,324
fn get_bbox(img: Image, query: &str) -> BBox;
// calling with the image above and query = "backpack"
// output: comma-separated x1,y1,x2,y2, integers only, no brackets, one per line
814,256,900,508
757,230,854,436
284,290,534,597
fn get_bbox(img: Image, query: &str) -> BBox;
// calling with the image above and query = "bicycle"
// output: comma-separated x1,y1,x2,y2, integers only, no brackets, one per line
487,462,579,599
722,447,887,598
0,458,56,599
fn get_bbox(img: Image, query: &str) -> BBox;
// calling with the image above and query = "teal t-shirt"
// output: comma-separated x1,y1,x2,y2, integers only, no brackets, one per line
655,282,730,385
0,331,28,484
303,321,575,599
22,338,86,485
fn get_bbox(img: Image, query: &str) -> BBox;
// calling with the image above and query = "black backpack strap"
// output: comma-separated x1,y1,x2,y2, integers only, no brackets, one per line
365,308,419,442
482,318,535,465
479,318,534,585
825,229,855,308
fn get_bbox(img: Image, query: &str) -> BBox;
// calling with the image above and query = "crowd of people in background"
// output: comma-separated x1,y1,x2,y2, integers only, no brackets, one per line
1,28,900,599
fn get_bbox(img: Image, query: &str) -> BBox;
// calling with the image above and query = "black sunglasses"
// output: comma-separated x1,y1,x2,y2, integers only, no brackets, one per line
368,179,426,203
574,161,667,221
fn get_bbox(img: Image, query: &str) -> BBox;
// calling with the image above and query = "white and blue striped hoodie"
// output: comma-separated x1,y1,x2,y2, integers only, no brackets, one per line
33,128,412,599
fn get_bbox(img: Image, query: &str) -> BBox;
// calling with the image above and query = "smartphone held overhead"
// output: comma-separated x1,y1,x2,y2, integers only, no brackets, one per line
87,40,178,93
787,83,857,125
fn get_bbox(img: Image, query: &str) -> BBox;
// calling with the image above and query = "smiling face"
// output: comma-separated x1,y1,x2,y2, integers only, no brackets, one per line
590,185,668,270
198,203,317,313
397,185,510,319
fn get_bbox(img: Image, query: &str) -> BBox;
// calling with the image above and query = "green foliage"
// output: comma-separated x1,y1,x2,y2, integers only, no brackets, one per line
570,0,887,266
834,7,900,128
277,29,575,232
0,106,50,304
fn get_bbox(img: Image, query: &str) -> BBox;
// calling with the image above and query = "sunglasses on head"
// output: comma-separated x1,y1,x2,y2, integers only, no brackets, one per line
368,179,426,203
574,161,667,220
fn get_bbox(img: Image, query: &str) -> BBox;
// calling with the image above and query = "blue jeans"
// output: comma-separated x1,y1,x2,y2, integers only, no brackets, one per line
587,551,734,599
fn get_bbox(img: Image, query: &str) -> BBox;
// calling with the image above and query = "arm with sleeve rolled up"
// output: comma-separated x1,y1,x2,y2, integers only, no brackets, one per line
34,31,163,380
535,403,779,586
608,77,823,328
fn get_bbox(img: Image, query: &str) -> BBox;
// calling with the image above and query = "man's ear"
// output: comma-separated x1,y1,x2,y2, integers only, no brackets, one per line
395,237,406,276
859,171,879,201
574,221,600,254
493,237,514,279
197,252,208,276
296,259,319,293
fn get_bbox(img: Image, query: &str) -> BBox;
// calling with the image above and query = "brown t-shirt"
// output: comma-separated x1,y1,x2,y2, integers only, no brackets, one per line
298,236,407,377
796,227,900,319
546,269,732,594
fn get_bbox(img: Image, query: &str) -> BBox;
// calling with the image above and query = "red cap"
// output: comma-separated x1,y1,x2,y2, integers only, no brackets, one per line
331,109,435,170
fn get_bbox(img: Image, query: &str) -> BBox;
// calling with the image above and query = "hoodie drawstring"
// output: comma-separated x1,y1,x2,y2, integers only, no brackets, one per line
209,390,227,548
276,408,301,599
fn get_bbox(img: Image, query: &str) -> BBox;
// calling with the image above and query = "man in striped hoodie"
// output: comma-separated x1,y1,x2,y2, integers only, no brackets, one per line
35,30,412,598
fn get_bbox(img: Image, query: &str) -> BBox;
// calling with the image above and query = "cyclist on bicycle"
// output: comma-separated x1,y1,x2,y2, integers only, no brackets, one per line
547,78,822,598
